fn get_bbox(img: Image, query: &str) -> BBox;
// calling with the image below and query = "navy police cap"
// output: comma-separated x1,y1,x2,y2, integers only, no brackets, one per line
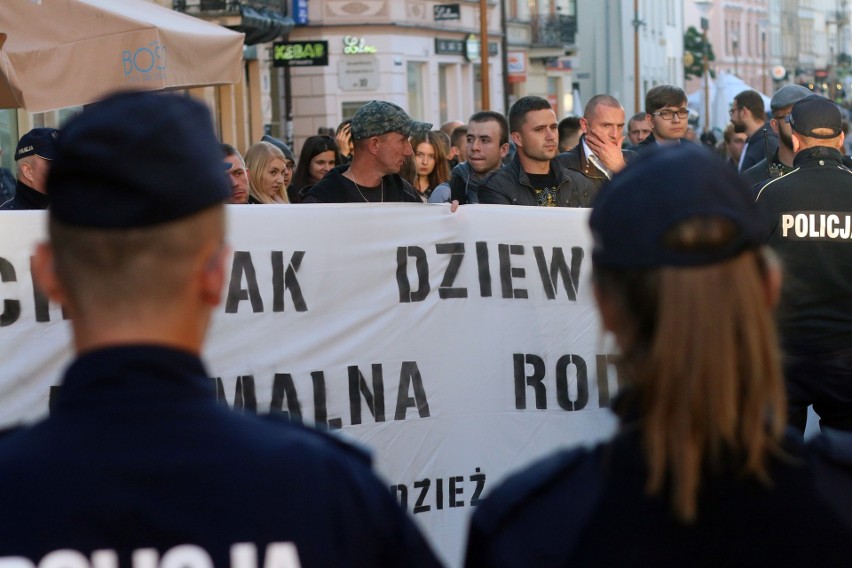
48,91,231,228
589,143,766,269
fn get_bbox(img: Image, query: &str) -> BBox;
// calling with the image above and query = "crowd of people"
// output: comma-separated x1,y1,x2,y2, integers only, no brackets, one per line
1,81,851,567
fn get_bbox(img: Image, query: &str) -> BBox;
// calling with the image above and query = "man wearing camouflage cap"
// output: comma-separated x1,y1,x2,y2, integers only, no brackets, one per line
743,84,813,189
0,91,442,568
756,94,852,436
302,100,430,203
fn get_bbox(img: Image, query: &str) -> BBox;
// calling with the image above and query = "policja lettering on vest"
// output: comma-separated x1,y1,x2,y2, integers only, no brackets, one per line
780,211,852,240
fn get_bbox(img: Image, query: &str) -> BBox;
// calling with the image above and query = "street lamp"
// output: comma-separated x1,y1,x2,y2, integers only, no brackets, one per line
695,0,713,134
732,30,739,76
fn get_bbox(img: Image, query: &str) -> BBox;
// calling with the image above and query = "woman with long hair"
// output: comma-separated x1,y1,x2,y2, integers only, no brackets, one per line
245,141,289,204
289,135,341,201
465,144,852,567
405,130,450,201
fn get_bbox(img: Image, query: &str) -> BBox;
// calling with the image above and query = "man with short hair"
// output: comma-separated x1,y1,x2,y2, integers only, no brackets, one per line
479,96,595,207
429,111,510,204
0,127,58,210
731,89,779,173
450,125,468,164
0,91,441,568
626,112,652,146
221,143,250,204
558,116,582,152
558,94,635,189
756,94,852,436
637,85,690,149
303,101,429,203
744,85,813,188
721,123,748,170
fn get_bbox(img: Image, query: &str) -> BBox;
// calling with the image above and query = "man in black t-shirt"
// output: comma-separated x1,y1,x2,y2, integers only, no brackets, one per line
302,101,430,203
478,96,595,207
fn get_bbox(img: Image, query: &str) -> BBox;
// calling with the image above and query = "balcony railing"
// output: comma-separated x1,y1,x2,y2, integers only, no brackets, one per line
173,0,286,16
530,14,577,48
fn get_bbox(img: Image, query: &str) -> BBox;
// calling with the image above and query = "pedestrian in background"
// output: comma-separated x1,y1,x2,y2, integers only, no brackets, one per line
290,135,341,200
245,140,290,204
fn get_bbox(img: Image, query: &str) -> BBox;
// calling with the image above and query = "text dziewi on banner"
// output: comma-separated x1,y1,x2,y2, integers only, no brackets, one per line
0,204,619,567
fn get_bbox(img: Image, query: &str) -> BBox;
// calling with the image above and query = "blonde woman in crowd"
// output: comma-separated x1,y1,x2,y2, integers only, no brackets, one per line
245,141,290,204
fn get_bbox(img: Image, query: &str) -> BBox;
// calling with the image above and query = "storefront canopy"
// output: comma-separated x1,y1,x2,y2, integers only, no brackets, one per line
0,0,245,113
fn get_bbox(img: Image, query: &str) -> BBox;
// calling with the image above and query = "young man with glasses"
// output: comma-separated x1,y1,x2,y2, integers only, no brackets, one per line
637,85,689,151
730,89,779,173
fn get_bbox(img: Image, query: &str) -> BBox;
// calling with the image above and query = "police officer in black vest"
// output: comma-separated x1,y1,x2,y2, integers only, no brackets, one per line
0,92,442,568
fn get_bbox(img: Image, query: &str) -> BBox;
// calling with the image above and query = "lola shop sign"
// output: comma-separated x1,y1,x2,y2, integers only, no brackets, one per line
0,205,619,567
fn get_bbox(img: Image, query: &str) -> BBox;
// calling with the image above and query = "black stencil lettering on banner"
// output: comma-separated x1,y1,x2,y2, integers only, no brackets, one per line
391,484,408,510
476,241,492,297
29,256,63,323
0,257,20,327
596,354,620,408
514,353,546,409
435,478,444,510
395,361,431,419
349,364,385,425
213,375,257,413
469,468,486,505
436,243,467,299
499,244,527,299
556,354,588,411
225,252,263,313
413,478,431,513
396,246,430,303
311,371,343,430
533,246,583,300
449,476,464,507
272,251,308,312
270,373,303,421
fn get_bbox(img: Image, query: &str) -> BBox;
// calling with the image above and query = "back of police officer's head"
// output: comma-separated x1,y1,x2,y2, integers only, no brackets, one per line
34,91,230,342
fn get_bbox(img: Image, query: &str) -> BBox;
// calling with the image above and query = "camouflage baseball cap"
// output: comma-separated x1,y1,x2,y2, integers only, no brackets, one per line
350,101,432,140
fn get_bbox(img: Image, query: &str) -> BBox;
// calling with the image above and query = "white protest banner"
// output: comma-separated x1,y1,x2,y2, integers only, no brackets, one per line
0,204,619,567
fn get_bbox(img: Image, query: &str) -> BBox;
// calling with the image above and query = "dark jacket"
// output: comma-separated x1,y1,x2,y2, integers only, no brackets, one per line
755,146,852,355
740,122,779,173
466,420,852,568
557,135,637,190
302,164,420,203
0,168,14,204
478,154,598,207
743,149,791,191
0,346,442,568
0,180,49,210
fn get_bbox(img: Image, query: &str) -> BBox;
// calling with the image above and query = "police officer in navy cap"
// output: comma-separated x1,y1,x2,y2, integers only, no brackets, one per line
756,94,852,436
0,91,442,568
465,144,852,567
0,127,58,210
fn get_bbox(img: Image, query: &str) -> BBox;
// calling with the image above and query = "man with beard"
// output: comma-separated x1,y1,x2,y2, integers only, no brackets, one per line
744,85,813,190
479,96,595,207
730,89,779,173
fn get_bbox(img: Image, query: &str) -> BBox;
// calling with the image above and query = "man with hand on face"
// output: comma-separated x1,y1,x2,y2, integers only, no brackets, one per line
558,94,635,190
428,111,510,205
479,96,596,207
637,85,690,150
302,100,429,203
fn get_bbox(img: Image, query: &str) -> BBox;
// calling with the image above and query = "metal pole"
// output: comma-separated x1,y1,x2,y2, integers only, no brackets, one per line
634,0,640,113
703,27,710,134
480,0,491,110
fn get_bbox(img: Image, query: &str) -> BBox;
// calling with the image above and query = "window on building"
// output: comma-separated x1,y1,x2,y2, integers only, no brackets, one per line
407,61,426,121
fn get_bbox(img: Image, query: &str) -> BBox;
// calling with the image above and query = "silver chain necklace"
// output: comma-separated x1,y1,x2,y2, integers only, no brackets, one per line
350,174,383,203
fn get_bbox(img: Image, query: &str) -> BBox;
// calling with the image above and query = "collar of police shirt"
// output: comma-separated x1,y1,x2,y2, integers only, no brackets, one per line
582,138,613,180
